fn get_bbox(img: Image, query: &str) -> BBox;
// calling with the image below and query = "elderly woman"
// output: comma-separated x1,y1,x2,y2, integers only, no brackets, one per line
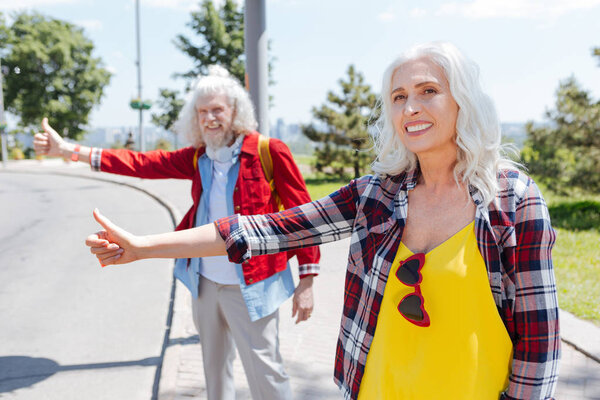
87,42,560,400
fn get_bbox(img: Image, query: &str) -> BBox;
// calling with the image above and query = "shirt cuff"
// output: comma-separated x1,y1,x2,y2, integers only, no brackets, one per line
299,263,320,277
215,215,252,264
90,147,102,171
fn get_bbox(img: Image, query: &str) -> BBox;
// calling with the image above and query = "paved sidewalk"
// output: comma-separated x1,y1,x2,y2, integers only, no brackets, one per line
5,160,600,399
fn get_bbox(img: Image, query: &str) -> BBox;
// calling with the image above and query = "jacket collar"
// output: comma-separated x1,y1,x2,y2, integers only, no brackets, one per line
240,131,260,157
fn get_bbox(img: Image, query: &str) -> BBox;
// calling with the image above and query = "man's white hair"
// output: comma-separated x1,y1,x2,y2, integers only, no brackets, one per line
173,65,258,148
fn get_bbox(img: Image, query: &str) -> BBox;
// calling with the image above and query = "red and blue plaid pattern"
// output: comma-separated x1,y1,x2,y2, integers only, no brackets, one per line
216,169,560,400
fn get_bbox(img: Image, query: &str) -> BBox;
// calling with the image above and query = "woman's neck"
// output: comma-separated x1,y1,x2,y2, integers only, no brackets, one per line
416,151,459,189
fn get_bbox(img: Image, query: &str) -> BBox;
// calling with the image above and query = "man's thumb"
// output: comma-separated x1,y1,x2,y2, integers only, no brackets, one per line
41,117,61,138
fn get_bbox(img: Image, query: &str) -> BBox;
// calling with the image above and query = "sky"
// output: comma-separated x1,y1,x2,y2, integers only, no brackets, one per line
1,0,600,131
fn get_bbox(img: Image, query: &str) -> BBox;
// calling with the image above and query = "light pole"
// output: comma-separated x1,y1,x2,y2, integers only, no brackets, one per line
0,58,8,167
135,0,145,152
245,0,269,136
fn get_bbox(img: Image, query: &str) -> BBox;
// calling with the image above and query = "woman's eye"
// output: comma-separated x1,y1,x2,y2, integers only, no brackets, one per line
424,88,437,94
393,94,406,102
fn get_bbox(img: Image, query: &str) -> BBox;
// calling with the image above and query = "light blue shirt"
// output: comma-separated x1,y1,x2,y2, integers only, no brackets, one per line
173,150,295,322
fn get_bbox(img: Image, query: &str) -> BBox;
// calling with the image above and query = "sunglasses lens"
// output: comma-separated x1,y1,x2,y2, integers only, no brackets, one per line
398,294,425,322
396,258,421,286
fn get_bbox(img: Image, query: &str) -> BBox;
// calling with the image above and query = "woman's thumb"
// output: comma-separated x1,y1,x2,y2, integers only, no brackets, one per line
93,208,117,234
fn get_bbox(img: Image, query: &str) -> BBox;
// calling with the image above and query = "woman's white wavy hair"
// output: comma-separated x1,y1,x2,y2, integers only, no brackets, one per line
173,65,257,147
371,41,519,206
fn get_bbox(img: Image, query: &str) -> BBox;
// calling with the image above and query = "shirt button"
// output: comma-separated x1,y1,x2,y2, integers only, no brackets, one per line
248,278,253,283
235,205,240,211
234,186,239,192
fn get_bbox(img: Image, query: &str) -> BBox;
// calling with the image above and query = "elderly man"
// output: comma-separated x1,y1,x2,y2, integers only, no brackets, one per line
34,66,320,400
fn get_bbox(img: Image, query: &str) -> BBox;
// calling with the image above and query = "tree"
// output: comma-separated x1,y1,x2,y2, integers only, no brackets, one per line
0,12,111,140
174,0,246,83
302,65,378,179
521,75,600,192
173,0,274,88
151,88,184,148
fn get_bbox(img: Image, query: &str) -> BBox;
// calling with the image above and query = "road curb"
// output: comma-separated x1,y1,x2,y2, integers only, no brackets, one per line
560,309,600,363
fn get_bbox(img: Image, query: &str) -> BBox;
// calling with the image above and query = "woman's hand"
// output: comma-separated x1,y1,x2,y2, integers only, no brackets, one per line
33,117,73,158
86,209,144,266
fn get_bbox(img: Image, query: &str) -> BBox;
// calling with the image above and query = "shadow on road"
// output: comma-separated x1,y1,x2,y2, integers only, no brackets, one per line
0,355,160,393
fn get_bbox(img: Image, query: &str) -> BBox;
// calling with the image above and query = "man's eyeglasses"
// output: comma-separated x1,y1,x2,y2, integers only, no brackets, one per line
395,253,430,327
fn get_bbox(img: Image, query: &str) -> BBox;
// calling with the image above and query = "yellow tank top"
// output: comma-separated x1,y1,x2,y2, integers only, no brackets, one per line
358,222,513,400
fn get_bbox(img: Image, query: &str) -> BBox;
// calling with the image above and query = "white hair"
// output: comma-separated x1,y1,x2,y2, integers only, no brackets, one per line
371,41,519,206
173,65,258,147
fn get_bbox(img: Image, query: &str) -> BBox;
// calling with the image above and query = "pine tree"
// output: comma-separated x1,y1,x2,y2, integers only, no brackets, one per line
302,65,378,179
522,69,600,192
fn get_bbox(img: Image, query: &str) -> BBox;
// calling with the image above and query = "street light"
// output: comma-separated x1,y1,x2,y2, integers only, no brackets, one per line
0,58,8,167
245,0,269,136
132,0,152,152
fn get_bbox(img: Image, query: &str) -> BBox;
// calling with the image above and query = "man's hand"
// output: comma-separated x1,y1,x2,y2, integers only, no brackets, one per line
292,275,314,324
33,117,72,158
86,209,143,266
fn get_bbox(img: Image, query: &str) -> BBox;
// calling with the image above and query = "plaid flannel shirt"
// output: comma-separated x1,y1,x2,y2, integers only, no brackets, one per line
216,169,560,400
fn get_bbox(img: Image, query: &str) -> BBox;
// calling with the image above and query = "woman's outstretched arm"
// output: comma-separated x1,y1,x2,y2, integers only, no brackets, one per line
86,209,226,266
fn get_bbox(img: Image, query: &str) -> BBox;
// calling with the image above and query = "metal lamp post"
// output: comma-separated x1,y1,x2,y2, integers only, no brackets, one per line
245,0,269,136
132,0,152,152
0,58,8,167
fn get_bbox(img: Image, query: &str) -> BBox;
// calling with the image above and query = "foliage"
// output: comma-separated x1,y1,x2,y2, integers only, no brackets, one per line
9,147,24,160
548,200,600,231
522,67,600,193
174,0,245,84
174,0,275,92
154,138,174,151
302,65,378,179
0,12,111,140
151,88,184,132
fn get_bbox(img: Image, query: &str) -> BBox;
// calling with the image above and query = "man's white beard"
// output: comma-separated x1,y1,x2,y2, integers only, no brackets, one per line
204,129,234,151
205,131,240,162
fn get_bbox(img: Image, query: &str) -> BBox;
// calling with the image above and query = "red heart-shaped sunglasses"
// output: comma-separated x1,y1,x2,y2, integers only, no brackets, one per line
395,253,430,327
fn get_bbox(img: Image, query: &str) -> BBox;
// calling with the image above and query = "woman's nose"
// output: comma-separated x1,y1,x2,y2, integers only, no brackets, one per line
404,97,421,116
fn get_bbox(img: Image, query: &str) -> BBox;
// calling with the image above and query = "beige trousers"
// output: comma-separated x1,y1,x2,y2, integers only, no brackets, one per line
191,275,292,400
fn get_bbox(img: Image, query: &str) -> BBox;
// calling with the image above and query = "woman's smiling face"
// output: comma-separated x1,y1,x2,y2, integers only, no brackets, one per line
390,58,459,158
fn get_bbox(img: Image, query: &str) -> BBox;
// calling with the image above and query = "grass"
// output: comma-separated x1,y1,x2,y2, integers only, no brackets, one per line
305,176,349,200
539,181,600,325
552,228,600,323
297,156,600,325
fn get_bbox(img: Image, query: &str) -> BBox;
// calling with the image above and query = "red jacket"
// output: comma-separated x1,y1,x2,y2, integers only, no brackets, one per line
97,132,320,284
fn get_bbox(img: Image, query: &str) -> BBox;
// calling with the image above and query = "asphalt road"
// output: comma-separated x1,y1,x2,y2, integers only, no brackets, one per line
0,172,174,400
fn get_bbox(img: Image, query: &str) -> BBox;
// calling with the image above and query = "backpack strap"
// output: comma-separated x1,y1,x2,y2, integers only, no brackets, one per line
257,134,284,211
193,147,201,170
